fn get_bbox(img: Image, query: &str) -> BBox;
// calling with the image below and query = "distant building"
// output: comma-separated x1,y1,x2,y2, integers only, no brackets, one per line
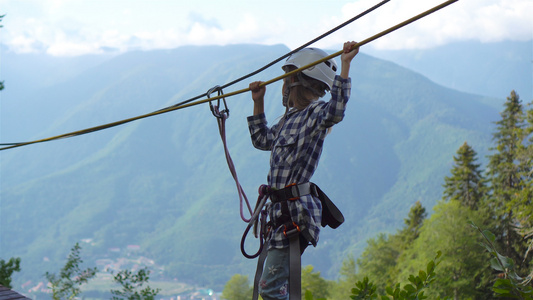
0,284,31,299
126,245,140,251
28,282,46,293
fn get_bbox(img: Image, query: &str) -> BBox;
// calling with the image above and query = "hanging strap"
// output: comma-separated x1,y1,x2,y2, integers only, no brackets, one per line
252,246,268,300
286,223,302,300
208,86,253,222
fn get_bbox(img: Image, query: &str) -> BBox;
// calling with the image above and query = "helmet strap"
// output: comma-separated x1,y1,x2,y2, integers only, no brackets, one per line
282,85,291,107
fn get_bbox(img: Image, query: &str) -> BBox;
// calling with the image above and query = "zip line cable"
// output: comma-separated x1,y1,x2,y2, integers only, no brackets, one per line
1,0,390,148
0,0,458,151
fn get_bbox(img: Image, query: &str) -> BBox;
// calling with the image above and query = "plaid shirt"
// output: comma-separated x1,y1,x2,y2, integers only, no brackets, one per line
247,75,352,249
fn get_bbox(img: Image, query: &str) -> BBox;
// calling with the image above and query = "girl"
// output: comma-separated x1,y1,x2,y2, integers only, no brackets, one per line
248,41,359,300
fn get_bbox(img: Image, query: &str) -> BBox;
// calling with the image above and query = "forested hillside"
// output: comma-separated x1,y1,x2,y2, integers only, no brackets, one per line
224,91,533,299
0,42,527,294
340,91,532,298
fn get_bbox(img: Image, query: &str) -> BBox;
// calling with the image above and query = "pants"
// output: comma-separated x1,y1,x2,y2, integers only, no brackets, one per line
259,238,309,300
259,248,290,300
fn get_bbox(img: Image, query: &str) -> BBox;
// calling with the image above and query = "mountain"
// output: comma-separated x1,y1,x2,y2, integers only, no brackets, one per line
0,42,513,292
366,40,532,101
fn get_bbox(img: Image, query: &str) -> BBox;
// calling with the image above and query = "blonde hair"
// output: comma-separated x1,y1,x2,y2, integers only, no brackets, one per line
285,67,328,111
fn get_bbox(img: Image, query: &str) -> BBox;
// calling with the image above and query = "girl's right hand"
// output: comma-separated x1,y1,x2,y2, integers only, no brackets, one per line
249,81,266,103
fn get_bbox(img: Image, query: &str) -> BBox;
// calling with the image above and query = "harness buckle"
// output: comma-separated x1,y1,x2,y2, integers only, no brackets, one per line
283,222,300,238
285,183,300,201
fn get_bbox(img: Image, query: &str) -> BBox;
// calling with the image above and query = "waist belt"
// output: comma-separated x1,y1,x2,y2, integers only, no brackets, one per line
270,182,313,203
270,182,345,229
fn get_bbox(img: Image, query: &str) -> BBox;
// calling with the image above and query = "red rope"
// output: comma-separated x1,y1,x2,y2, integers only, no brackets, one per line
213,105,254,222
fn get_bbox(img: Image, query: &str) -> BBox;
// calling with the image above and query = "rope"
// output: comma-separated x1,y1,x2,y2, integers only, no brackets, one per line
209,87,254,222
0,0,458,151
241,185,271,259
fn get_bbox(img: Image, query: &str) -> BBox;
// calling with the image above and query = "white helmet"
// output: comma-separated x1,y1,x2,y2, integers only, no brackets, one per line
282,48,337,90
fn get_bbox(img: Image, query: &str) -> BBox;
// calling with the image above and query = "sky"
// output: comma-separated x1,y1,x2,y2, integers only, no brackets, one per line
0,0,531,56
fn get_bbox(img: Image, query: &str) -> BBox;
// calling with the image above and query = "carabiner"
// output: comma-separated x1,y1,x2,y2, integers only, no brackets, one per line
207,85,229,119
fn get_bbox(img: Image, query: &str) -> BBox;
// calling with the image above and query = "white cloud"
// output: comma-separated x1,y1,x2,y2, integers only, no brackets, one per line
1,3,279,56
328,0,532,50
9,34,44,54
0,0,531,56
47,41,98,56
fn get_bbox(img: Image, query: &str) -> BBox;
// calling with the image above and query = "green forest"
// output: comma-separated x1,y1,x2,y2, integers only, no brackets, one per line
222,90,533,299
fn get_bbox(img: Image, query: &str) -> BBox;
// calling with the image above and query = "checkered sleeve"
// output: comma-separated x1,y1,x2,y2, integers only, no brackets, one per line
312,75,352,132
247,113,275,151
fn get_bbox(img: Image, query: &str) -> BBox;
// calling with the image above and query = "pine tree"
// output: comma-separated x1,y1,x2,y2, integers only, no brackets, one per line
396,201,488,299
443,142,486,209
516,101,533,225
396,201,427,246
356,201,427,294
486,90,528,273
443,142,494,297
515,101,533,281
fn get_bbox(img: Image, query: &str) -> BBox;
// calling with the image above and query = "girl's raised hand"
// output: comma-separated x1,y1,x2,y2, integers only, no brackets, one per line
341,41,359,65
340,41,359,79
249,81,266,103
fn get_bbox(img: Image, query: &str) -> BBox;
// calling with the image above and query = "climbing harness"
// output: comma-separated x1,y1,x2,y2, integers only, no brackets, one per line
207,86,254,222
242,182,345,300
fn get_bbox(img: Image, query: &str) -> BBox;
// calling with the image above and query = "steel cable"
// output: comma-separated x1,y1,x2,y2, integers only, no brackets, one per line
0,0,458,151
